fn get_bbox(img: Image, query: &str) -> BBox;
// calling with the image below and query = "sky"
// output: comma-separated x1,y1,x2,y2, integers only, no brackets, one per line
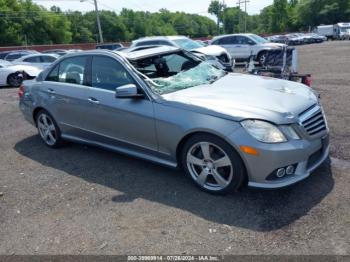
33,0,274,17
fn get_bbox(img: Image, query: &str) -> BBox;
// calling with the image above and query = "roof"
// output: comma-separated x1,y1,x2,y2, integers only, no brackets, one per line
117,46,180,60
212,33,255,41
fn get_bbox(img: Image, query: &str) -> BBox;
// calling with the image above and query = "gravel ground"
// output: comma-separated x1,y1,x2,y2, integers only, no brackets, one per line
0,41,349,255
297,41,350,161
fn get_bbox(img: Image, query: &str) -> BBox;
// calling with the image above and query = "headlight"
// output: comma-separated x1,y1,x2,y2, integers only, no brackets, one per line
282,126,300,140
241,120,287,143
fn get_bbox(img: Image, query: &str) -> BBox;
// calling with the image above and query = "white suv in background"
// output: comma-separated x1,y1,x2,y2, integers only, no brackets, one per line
211,33,286,65
131,36,235,71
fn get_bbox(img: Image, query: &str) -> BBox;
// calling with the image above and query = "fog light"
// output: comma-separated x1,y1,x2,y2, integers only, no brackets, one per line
276,168,286,178
286,165,295,175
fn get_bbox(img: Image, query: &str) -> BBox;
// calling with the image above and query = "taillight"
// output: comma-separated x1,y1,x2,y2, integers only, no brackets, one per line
303,75,312,87
18,85,25,98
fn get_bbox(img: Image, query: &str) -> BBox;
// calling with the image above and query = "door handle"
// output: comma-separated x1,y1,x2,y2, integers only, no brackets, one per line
47,88,55,94
88,97,100,104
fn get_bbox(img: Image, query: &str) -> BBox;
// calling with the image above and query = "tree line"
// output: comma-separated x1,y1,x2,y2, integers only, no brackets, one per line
210,0,350,35
0,0,349,47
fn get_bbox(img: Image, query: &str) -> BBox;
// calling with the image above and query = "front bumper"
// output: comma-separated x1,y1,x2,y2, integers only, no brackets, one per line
227,127,330,189
216,55,235,72
222,61,235,72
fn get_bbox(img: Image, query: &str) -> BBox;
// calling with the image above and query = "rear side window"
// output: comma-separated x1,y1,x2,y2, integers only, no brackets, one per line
45,56,88,85
46,64,59,82
92,56,135,91
24,56,41,63
58,57,87,85
6,53,23,61
41,56,56,63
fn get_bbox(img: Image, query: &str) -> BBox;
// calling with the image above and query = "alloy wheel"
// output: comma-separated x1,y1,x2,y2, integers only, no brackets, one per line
186,142,233,191
37,113,57,146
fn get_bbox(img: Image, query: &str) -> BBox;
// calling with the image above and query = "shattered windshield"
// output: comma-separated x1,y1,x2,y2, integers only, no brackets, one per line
130,51,226,95
151,62,226,94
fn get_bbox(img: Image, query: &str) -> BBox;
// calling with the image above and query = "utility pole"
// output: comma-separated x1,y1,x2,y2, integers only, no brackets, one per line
93,0,103,43
80,0,103,43
236,0,249,33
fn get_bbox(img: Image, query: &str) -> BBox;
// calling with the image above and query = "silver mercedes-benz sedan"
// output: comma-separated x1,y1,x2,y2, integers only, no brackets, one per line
19,46,329,194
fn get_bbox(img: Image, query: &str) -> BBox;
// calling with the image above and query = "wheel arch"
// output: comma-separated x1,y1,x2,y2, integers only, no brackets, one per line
32,106,47,126
176,131,245,167
176,130,249,187
256,49,269,59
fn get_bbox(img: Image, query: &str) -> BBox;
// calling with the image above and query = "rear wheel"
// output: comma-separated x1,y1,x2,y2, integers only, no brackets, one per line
181,134,246,194
35,110,64,148
7,72,23,87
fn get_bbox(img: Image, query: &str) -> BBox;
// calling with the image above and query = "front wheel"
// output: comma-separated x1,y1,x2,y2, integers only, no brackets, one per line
181,134,246,194
257,51,267,66
36,110,64,148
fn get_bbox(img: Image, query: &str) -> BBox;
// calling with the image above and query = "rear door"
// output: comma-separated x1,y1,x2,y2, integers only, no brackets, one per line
83,55,158,151
41,56,92,136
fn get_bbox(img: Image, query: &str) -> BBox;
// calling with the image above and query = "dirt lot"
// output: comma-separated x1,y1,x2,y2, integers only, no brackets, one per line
0,41,349,255
297,41,350,161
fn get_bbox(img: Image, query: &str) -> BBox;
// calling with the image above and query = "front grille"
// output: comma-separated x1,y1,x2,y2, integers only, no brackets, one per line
217,54,229,63
299,105,327,137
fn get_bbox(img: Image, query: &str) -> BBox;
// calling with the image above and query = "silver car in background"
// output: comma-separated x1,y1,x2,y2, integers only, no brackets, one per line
131,36,234,71
211,33,286,65
19,47,329,194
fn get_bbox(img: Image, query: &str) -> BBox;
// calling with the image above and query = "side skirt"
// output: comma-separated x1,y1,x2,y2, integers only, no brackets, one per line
61,134,178,169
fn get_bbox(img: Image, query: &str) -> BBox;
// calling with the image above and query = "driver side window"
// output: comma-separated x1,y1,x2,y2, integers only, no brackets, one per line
236,36,249,45
91,56,135,91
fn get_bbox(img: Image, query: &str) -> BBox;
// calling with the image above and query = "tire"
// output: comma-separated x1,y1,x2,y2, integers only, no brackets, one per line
257,51,267,66
7,72,23,87
35,110,64,148
181,134,246,195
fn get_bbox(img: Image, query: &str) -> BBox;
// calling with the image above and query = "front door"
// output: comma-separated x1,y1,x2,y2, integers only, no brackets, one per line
84,55,158,151
218,36,250,59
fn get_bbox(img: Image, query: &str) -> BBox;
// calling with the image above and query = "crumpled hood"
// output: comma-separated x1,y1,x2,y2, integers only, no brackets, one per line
161,73,318,124
7,65,43,76
193,45,228,56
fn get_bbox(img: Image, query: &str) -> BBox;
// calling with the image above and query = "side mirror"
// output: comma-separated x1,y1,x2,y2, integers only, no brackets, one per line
248,41,256,46
115,84,144,99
